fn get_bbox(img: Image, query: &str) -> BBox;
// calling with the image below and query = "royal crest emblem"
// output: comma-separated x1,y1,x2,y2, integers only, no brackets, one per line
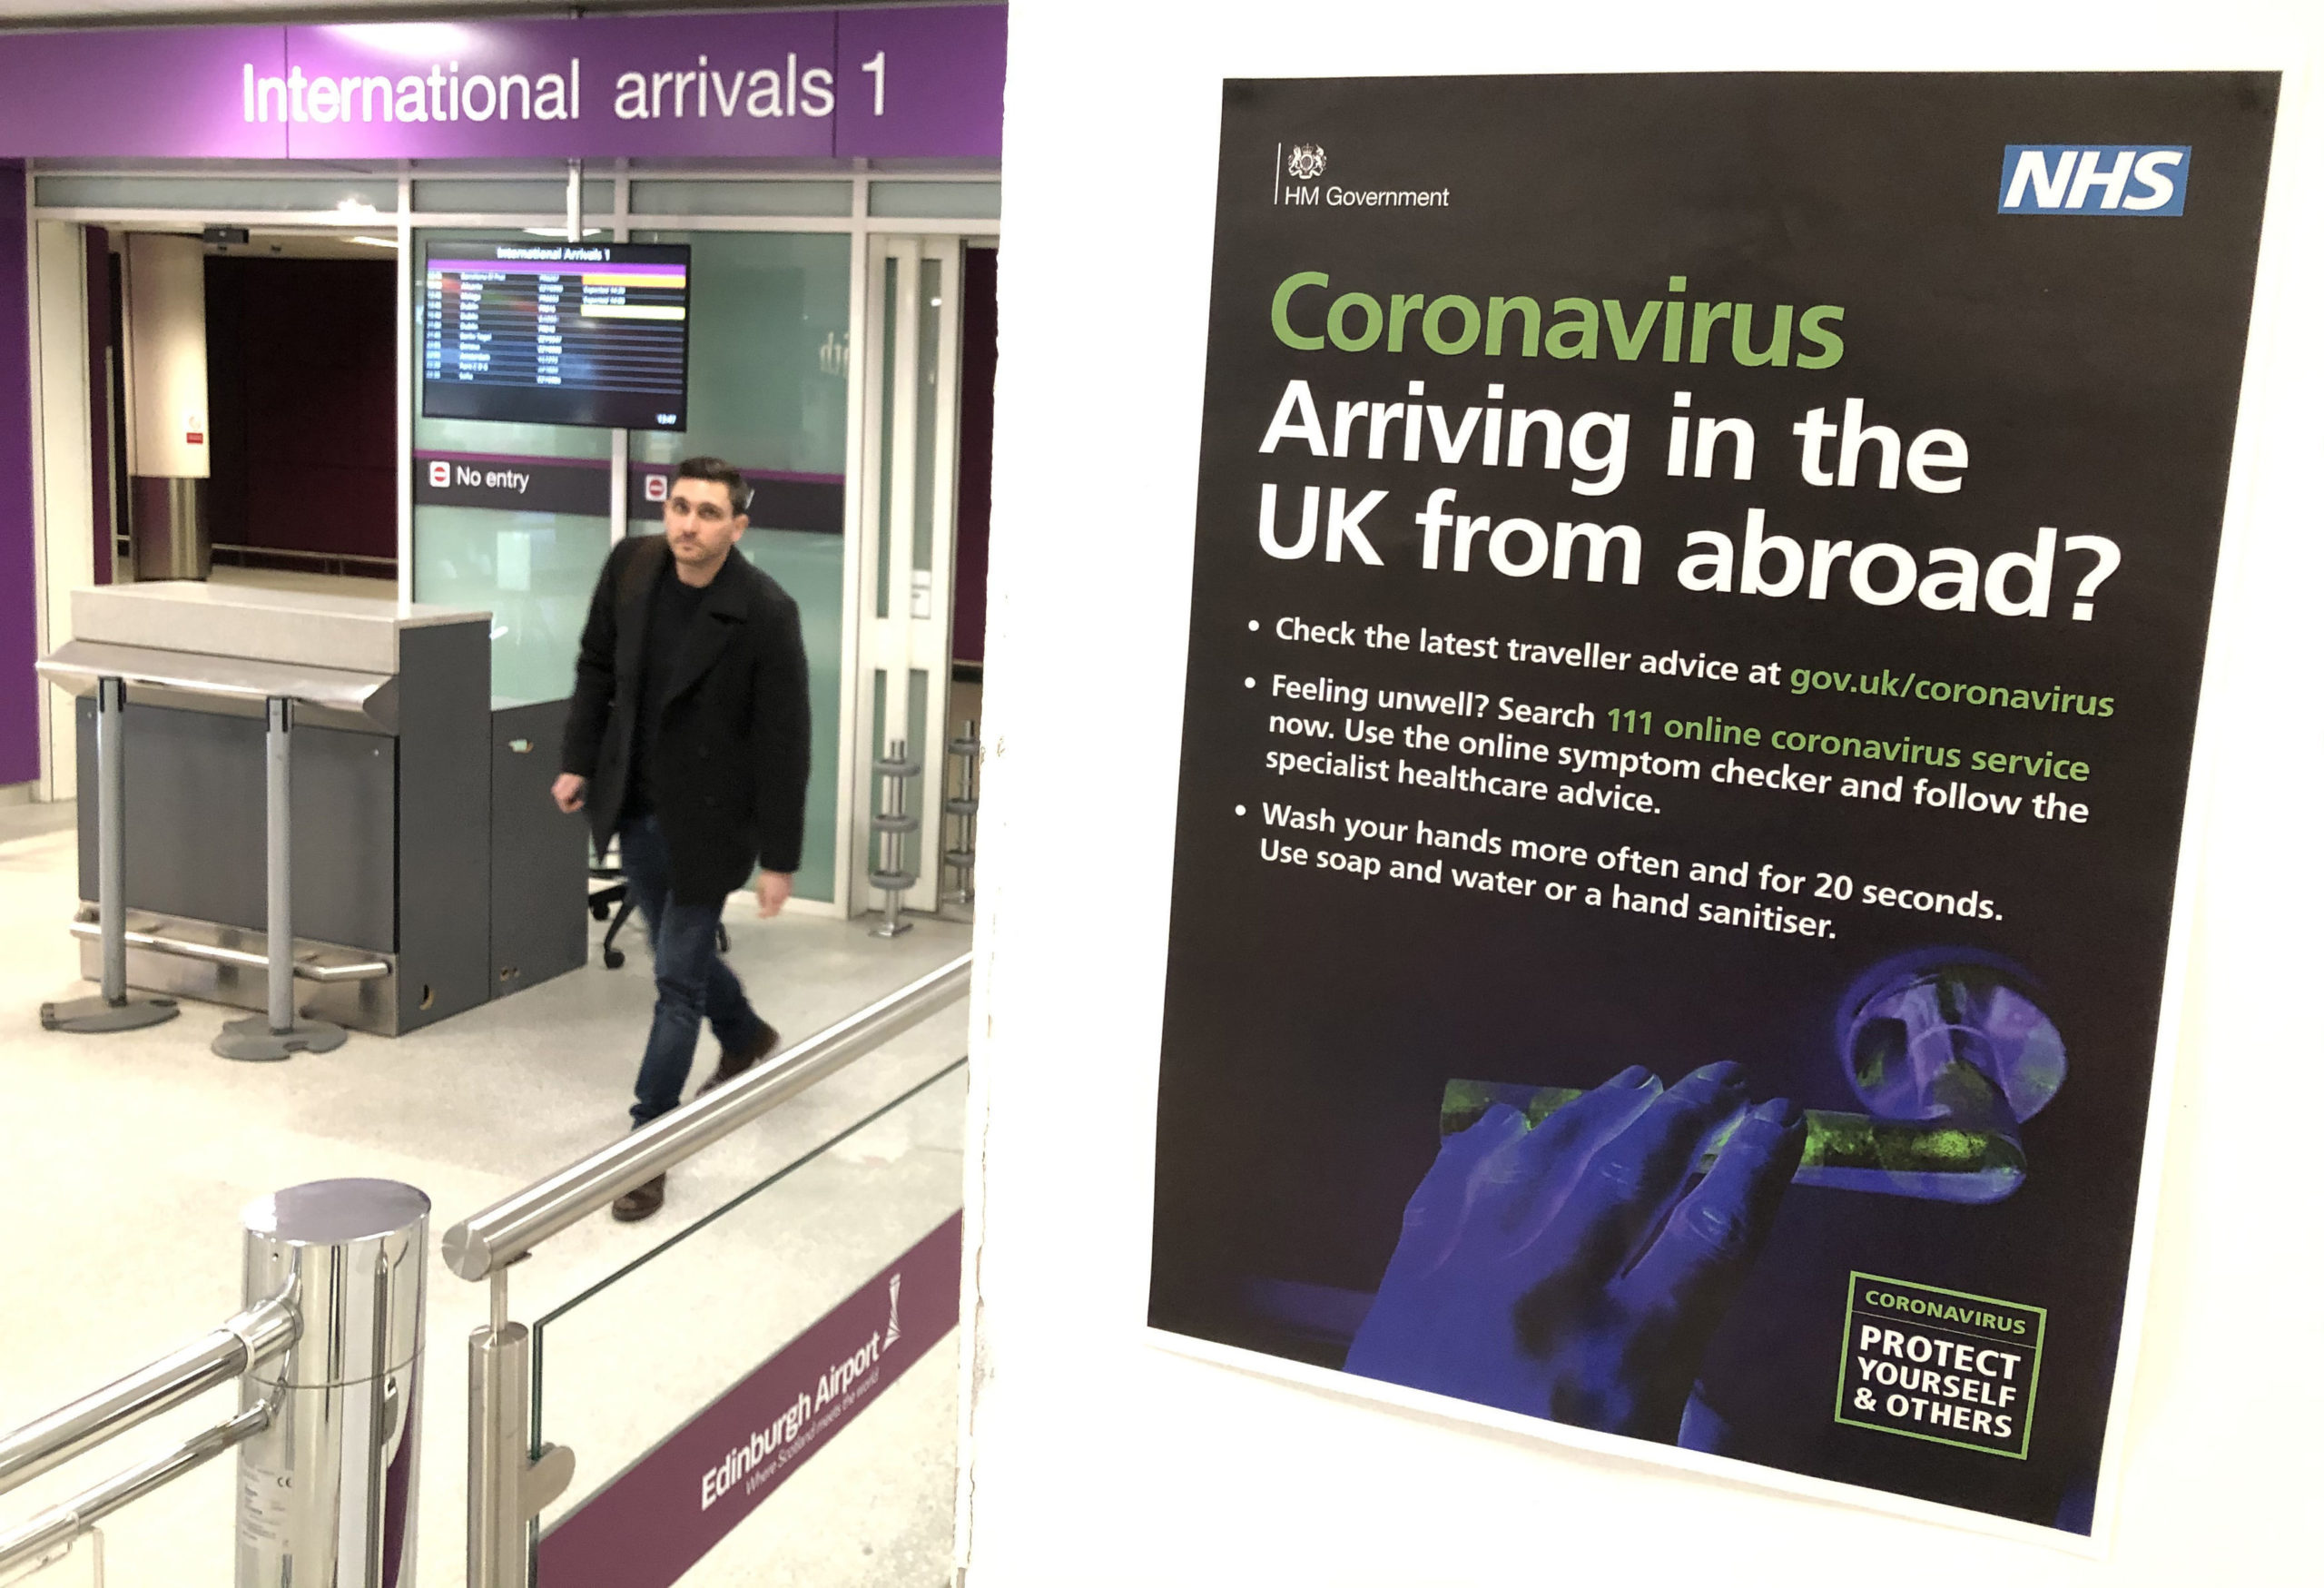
1285,143,1327,181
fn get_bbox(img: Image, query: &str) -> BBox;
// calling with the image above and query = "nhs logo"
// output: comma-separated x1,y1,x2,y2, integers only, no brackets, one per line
2000,145,2191,216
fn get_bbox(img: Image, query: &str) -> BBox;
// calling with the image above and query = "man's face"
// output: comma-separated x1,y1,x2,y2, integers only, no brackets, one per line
664,478,749,567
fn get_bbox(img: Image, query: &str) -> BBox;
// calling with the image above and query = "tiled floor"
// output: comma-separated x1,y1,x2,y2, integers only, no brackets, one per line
0,811,969,1587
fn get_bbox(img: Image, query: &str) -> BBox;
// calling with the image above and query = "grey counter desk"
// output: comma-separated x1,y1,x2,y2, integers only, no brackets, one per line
44,583,586,1035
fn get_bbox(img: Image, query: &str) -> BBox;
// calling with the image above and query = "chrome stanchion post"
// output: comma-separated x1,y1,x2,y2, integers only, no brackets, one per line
235,1179,429,1588
869,737,920,938
465,1273,571,1588
467,1291,523,1588
214,696,346,1060
940,717,980,911
98,678,130,1008
267,694,292,1035
41,675,180,1033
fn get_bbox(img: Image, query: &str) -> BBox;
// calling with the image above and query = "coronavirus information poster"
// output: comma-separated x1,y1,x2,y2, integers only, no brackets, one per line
1146,74,2276,1540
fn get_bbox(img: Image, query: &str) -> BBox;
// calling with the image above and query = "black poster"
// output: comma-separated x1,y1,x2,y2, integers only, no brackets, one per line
1147,74,2275,1537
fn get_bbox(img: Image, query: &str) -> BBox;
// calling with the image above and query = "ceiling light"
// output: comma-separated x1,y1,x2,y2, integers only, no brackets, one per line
328,24,473,60
335,198,380,219
347,236,399,249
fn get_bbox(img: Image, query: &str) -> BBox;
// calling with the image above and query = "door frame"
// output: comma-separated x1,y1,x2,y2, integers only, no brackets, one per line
851,233,965,917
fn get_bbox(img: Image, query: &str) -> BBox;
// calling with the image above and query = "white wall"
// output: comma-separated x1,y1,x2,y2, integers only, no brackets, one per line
962,2,2324,1583
123,231,207,479
30,220,91,802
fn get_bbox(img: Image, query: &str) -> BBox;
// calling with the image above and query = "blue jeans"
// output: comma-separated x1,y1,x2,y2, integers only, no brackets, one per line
620,814,760,1128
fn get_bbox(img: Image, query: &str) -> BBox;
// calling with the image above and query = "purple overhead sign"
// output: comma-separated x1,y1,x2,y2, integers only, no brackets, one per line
0,26,287,160
0,5,1004,161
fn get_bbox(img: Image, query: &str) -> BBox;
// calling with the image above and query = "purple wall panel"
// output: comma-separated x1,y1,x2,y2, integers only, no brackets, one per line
836,4,1008,160
0,163,40,784
0,28,286,159
952,244,996,666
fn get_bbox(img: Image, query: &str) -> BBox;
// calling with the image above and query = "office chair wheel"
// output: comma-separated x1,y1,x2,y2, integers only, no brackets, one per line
590,900,611,921
603,945,625,970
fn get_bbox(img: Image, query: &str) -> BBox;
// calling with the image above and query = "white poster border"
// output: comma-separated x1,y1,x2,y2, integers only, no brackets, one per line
1131,52,2315,1563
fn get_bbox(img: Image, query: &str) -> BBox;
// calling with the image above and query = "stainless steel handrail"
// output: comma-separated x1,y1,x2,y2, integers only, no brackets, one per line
0,1401,271,1577
0,1293,296,1498
441,951,972,1280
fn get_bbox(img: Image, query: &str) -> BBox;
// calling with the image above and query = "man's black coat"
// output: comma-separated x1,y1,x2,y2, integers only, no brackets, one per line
561,535,812,905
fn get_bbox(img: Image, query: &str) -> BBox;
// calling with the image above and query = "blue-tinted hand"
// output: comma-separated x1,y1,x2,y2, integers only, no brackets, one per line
1344,1062,1804,1444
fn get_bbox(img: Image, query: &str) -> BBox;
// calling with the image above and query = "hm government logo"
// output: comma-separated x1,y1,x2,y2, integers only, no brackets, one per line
1274,140,1451,212
886,1275,903,1346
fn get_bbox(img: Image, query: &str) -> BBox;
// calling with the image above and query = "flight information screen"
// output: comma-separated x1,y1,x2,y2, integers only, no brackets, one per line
420,242,690,430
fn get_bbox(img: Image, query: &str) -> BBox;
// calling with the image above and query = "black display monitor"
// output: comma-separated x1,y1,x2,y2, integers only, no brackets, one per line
420,242,690,430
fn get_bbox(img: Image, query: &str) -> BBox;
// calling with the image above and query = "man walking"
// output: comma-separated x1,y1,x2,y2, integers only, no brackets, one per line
553,456,812,1221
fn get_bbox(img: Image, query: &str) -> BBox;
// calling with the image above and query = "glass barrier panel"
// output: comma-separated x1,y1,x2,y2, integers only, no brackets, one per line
738,528,844,902
904,666,931,883
530,1061,967,1588
33,175,399,212
0,1401,239,1588
865,182,1000,220
411,504,612,708
911,257,940,575
628,181,853,218
409,228,616,708
625,232,851,476
0,1527,102,1586
874,254,899,622
411,179,615,214
411,225,850,866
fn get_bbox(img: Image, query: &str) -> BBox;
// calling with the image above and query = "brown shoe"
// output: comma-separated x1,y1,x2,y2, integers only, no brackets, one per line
694,1021,780,1099
611,1174,665,1222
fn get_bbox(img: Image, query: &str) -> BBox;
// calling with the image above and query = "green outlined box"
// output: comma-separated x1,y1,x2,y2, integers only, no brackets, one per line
1835,1271,2046,1459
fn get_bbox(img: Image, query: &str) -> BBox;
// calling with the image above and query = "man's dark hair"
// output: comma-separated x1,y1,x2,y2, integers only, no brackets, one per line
675,456,751,514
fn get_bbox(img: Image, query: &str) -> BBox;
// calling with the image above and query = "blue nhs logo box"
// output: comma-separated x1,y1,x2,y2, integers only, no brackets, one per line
1999,145,2191,216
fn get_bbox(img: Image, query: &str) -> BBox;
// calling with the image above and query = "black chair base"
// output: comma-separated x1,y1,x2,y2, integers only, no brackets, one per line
589,873,729,970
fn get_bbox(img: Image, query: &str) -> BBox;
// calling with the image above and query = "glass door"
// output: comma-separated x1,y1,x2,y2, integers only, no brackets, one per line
625,229,855,908
410,225,855,908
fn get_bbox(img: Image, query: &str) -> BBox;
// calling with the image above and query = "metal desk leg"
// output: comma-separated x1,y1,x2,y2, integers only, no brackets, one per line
213,697,347,1061
41,676,180,1034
